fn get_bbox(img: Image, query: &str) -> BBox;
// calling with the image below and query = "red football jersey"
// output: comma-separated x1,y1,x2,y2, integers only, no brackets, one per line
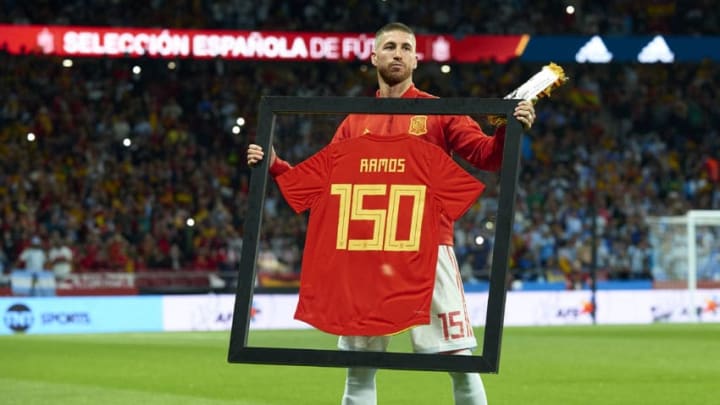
275,134,485,335
270,84,505,245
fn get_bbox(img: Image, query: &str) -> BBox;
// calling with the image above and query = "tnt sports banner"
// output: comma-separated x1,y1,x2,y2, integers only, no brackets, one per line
0,296,163,335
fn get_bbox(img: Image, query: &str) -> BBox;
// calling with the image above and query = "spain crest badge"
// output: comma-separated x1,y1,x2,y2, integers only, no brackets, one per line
408,115,428,136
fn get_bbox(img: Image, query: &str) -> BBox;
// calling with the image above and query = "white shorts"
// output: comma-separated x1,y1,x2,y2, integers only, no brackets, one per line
338,245,477,354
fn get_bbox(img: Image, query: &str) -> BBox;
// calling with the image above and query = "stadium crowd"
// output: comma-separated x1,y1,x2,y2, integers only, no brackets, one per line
1,2,719,289
1,0,719,35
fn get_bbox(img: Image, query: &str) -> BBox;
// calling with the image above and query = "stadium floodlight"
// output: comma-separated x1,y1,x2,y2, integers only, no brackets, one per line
228,96,525,373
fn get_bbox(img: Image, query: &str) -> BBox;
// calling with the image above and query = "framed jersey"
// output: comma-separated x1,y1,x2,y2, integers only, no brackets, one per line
276,134,485,336
228,96,525,373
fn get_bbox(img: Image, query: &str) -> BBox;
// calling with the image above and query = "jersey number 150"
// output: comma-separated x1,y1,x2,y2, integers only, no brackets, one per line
330,184,426,252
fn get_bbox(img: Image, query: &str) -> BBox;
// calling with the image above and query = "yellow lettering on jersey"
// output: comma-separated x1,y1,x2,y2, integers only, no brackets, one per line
359,158,406,173
330,183,426,252
408,116,428,136
330,184,352,249
384,185,426,251
348,184,387,251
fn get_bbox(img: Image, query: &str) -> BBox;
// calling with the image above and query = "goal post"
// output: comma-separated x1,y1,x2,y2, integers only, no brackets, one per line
646,210,720,318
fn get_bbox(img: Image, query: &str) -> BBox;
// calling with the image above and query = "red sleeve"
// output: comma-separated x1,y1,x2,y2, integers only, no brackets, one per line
275,146,331,213
430,146,486,220
268,156,293,177
444,116,506,172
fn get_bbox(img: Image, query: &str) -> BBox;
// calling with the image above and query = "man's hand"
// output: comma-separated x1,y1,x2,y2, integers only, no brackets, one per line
247,144,277,167
513,100,536,130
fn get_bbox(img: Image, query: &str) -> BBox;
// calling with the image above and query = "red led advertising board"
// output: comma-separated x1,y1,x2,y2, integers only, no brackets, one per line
0,24,527,63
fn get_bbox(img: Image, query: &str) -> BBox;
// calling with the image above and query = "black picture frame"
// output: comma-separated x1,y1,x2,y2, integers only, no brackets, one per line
228,96,524,373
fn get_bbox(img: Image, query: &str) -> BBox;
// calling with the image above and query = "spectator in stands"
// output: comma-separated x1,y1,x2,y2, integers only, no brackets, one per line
256,240,290,276
106,231,131,272
628,237,654,280
16,236,47,272
190,244,217,272
144,243,172,270
76,233,104,272
168,243,184,271
459,252,481,284
47,232,73,281
608,239,633,280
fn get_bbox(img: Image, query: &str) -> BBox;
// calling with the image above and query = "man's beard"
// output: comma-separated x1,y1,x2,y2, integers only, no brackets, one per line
378,64,412,86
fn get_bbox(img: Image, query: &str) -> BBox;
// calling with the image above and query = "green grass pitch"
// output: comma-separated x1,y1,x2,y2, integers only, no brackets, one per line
1,323,718,404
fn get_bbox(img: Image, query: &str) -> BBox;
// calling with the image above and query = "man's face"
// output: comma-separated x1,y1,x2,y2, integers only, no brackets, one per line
371,30,417,86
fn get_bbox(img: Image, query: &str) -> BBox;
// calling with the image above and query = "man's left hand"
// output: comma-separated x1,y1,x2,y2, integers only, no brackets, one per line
513,100,536,130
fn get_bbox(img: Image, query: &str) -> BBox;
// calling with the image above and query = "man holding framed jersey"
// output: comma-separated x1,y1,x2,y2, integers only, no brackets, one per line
247,21,535,405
